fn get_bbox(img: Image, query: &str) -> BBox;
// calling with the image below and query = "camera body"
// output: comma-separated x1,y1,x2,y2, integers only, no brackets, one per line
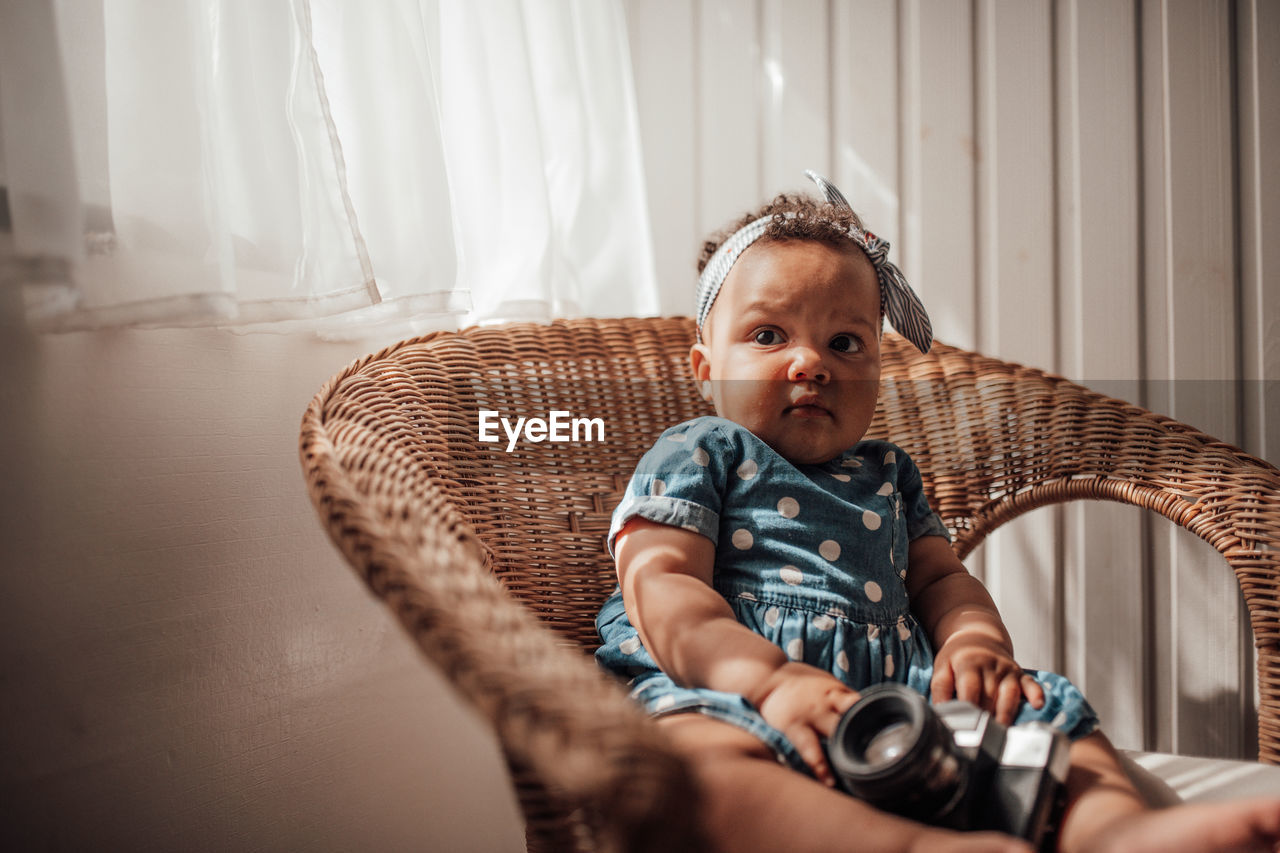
826,682,1070,848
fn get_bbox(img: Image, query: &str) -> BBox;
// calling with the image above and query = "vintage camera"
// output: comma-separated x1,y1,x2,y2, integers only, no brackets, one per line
826,683,1070,849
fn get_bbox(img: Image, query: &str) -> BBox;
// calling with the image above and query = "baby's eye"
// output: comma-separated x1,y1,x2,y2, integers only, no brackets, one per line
830,334,861,353
753,329,784,346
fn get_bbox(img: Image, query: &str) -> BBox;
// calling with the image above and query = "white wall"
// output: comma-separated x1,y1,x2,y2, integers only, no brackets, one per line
625,0,1279,759
0,273,524,851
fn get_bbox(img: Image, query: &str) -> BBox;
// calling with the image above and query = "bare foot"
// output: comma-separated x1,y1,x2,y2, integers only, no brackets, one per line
1087,797,1280,853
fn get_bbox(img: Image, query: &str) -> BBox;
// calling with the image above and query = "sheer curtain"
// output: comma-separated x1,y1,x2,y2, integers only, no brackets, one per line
0,0,658,338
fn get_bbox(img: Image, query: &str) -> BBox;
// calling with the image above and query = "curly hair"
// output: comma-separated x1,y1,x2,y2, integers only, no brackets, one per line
695,193,867,275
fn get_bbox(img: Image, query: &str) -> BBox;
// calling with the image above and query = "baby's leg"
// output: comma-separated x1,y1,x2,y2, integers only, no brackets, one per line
1057,731,1280,853
656,714,1030,853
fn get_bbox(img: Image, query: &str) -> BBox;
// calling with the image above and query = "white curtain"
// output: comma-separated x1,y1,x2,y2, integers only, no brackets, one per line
0,0,659,338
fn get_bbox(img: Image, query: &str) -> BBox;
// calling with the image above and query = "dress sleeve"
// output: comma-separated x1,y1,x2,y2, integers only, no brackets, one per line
896,448,952,543
606,419,732,557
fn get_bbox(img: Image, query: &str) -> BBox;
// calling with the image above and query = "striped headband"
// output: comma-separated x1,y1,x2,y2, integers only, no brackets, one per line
695,170,933,354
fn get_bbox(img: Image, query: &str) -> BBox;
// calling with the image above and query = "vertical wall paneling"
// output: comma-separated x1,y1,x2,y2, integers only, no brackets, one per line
975,0,1058,367
832,0,900,248
760,0,831,192
1142,0,1244,758
1238,0,1279,758
1239,2,1280,756
899,0,985,586
900,0,978,350
1056,0,1148,752
623,0,699,315
1239,0,1280,468
1140,0,1175,756
975,0,1062,675
697,0,764,235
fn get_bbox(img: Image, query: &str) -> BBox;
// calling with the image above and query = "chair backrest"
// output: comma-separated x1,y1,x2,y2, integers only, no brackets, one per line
302,315,1280,765
431,317,716,649
307,317,711,652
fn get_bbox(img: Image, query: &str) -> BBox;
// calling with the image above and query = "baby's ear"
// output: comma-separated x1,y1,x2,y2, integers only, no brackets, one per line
689,343,713,401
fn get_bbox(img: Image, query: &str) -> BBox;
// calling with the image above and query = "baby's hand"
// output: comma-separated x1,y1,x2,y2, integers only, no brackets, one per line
930,633,1044,725
751,662,860,787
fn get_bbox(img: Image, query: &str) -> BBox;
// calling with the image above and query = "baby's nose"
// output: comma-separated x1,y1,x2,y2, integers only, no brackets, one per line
788,346,829,383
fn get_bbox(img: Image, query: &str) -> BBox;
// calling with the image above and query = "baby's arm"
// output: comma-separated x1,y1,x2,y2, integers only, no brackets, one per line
615,517,858,785
905,534,1044,723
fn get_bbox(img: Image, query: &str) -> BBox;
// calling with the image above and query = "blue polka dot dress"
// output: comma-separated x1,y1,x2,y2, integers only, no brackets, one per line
595,417,1097,774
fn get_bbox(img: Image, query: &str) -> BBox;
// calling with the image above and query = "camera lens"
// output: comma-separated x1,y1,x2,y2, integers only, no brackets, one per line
828,683,969,826
863,721,914,767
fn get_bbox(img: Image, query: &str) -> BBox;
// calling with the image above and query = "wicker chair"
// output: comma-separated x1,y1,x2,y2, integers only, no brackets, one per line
299,316,1280,852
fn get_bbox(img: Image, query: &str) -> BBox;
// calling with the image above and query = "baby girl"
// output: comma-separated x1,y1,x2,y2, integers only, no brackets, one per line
595,172,1280,852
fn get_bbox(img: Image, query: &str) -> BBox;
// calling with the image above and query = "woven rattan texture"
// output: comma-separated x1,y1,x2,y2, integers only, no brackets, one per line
301,316,1280,852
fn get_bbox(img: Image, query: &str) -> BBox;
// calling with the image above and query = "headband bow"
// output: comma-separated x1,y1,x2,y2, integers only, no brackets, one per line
695,170,933,354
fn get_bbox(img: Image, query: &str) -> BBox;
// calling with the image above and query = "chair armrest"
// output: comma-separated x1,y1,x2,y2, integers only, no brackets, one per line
910,352,1280,762
302,403,703,853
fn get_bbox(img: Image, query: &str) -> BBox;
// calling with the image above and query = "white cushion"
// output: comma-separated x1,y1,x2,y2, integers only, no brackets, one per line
1121,750,1280,804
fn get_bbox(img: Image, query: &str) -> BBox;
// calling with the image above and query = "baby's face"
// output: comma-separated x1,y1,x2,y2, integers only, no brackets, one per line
691,239,881,465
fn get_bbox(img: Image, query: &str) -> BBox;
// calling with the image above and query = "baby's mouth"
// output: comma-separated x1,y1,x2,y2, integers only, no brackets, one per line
786,392,832,418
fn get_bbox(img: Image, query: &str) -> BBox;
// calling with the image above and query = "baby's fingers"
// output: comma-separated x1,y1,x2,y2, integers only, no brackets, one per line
930,665,956,705
833,688,861,718
995,674,1023,725
954,665,984,708
786,724,837,787
1020,673,1046,709
810,704,848,739
837,689,860,710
